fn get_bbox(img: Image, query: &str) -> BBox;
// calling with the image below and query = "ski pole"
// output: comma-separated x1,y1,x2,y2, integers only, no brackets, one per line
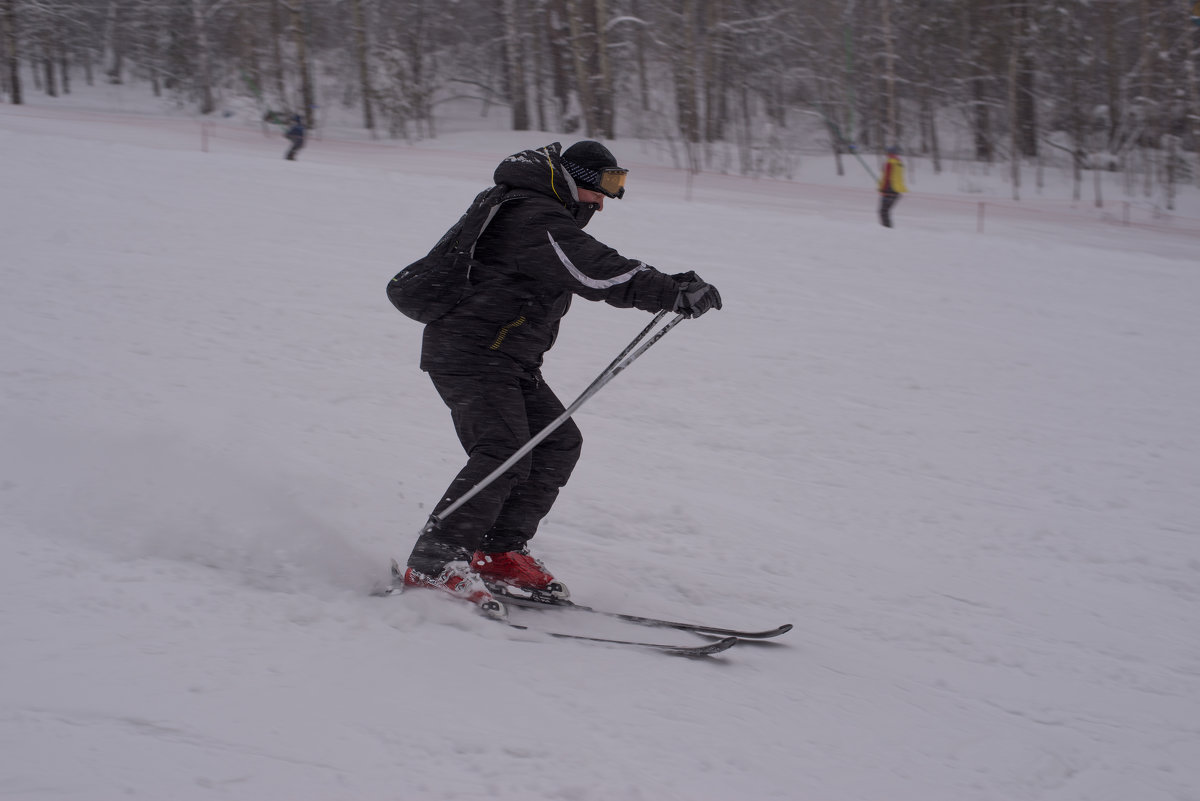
423,312,686,531
578,310,668,399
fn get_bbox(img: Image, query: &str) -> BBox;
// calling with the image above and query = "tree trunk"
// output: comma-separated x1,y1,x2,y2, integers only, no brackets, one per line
2,0,18,103
840,7,858,150
42,50,56,97
291,0,314,125
735,82,753,173
269,0,286,107
59,43,69,95
531,0,548,131
191,0,215,114
544,0,572,129
1013,2,1036,157
674,0,699,144
881,0,896,144
141,0,162,96
1102,1,1119,150
503,0,530,131
701,0,725,143
350,0,374,131
1138,0,1153,152
235,2,262,104
404,2,433,139
920,88,941,174
827,116,845,176
564,0,596,136
1008,5,1019,201
1164,134,1177,211
1067,48,1084,202
105,0,123,84
1187,35,1200,189
631,0,648,113
593,0,613,137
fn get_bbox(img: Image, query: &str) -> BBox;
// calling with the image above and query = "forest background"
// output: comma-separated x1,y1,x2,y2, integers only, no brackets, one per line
3,0,1200,209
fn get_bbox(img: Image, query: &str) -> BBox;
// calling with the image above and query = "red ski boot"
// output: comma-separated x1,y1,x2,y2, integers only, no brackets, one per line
471,549,570,600
401,561,507,618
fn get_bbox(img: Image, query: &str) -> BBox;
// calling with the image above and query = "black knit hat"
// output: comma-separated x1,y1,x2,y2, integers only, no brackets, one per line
562,140,626,198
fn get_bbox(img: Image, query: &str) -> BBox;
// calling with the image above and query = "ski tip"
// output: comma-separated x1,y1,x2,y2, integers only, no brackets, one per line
367,559,404,597
369,581,400,597
723,624,793,639
755,623,793,638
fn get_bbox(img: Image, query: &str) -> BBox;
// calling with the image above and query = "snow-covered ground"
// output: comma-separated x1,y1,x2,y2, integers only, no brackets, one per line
3,91,1199,800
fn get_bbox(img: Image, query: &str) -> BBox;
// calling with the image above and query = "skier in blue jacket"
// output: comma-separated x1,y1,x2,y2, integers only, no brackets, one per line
284,115,305,161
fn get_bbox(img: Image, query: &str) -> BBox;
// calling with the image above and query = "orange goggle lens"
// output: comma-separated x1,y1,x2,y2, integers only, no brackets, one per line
598,169,628,199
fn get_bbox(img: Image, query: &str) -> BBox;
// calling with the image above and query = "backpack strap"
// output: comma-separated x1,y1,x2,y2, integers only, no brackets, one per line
463,187,531,258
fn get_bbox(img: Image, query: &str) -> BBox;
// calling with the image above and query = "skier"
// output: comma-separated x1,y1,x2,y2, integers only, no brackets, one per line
400,140,722,613
284,115,306,161
878,145,907,227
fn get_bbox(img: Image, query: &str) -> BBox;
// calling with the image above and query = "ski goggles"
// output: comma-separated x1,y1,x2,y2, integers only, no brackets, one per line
597,169,628,199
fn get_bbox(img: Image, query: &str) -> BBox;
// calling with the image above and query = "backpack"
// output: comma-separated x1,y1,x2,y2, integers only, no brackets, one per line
386,184,520,324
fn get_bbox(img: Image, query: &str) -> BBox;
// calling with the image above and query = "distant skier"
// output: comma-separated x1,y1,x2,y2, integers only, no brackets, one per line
396,141,722,615
878,145,907,228
284,115,305,161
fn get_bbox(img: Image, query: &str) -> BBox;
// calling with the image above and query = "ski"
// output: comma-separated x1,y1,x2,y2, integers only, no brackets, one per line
374,562,735,656
490,589,793,640
507,625,738,657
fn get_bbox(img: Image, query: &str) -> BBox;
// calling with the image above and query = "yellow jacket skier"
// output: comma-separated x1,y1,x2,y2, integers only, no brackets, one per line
878,146,907,227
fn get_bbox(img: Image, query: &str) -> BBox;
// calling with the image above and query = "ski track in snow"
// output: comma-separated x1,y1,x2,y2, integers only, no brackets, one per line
2,95,1199,800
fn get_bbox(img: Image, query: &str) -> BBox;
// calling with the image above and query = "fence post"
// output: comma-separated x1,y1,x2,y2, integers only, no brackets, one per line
1122,201,1130,226
977,202,985,233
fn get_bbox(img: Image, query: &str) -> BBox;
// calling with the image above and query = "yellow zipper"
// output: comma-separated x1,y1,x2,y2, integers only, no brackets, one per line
488,316,527,350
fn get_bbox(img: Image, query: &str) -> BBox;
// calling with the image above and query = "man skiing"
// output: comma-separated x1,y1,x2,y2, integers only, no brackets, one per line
878,145,907,227
284,115,306,161
400,140,722,615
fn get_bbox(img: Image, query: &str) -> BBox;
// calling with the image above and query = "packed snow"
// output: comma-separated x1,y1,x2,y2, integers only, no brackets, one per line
3,90,1199,800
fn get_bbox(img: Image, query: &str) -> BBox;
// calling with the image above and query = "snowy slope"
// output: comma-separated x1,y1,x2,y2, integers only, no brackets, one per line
2,100,1199,801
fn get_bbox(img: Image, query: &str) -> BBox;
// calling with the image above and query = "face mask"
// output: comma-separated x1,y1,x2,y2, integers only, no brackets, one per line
572,201,598,227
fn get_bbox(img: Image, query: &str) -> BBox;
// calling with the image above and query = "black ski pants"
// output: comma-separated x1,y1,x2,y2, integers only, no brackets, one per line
285,137,304,160
879,192,900,227
406,370,583,575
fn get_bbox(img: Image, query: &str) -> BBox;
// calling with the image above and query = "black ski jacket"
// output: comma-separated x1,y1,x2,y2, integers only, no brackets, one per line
420,143,681,375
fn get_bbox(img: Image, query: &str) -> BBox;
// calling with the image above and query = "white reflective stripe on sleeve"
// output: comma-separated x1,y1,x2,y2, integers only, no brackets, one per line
547,231,647,289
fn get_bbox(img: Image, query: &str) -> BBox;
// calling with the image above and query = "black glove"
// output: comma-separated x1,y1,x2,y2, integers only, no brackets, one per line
671,270,700,283
673,280,722,318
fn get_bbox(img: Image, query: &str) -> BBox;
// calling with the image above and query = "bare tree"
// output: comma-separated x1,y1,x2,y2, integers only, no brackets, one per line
964,0,994,162
105,0,124,84
350,0,374,131
564,0,598,136
673,0,700,145
288,0,314,124
1007,0,1020,200
2,0,20,103
592,0,614,137
880,0,896,144
190,0,219,113
502,0,530,130
11,0,1198,188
